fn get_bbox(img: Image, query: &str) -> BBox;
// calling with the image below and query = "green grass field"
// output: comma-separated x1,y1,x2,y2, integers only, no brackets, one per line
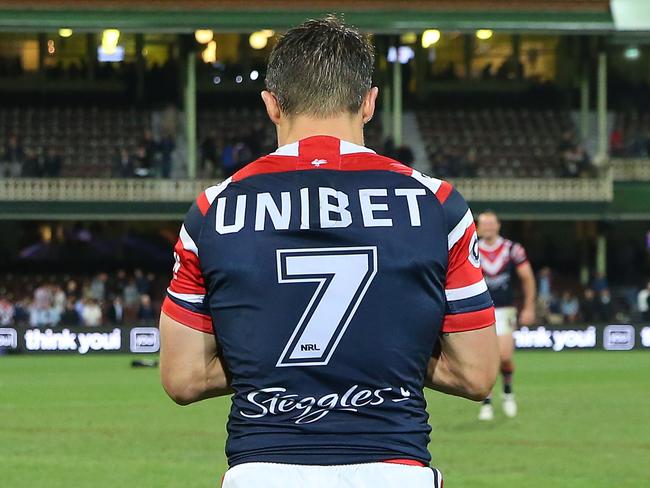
1,351,649,487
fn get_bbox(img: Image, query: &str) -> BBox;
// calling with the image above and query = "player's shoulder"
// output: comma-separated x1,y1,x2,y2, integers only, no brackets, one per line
193,177,234,217
385,164,458,206
503,238,524,250
505,238,528,262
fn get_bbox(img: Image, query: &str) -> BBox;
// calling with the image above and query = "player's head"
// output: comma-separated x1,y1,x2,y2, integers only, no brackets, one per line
477,210,501,241
262,16,377,132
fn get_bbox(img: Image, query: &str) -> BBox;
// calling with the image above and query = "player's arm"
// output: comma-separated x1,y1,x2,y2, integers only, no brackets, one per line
426,326,498,401
424,187,498,400
159,198,232,405
160,311,232,405
514,246,536,326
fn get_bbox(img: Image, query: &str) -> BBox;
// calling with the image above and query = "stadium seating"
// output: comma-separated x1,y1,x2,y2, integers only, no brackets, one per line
2,104,586,178
0,106,151,177
417,108,577,177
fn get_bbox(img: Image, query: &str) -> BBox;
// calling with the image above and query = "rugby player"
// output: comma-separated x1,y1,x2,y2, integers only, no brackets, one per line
160,17,499,487
477,211,536,421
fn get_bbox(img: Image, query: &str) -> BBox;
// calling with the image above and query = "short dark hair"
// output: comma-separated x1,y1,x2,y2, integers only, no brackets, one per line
265,15,375,118
478,210,500,221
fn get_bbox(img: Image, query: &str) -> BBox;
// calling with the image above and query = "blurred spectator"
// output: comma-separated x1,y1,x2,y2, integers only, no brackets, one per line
43,147,63,177
134,268,151,295
23,147,43,177
90,273,108,302
234,141,253,172
561,145,592,178
123,278,140,310
13,298,30,323
395,145,415,167
159,134,175,179
637,281,650,322
60,297,81,326
557,130,576,153
112,269,128,297
538,267,553,303
591,272,609,293
383,138,396,160
112,148,134,177
138,294,155,322
52,285,66,314
201,130,219,176
598,289,614,322
0,297,15,326
537,267,553,321
81,298,102,327
1,134,24,177
560,291,580,323
29,299,60,327
581,288,598,322
132,145,150,176
33,283,53,310
610,125,624,157
141,129,159,169
221,139,237,177
107,295,125,325
66,279,79,300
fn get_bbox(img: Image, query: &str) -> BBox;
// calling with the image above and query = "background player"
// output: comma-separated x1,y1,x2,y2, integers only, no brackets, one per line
476,210,536,421
159,17,499,487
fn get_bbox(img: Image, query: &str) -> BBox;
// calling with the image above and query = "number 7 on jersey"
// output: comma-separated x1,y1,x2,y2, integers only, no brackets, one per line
275,247,378,367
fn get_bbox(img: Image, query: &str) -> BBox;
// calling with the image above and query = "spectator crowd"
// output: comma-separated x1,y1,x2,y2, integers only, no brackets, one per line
1,134,64,178
0,269,160,328
112,129,175,179
536,268,650,325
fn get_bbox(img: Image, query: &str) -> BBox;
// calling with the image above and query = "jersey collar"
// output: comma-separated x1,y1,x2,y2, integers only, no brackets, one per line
479,236,504,252
271,135,376,157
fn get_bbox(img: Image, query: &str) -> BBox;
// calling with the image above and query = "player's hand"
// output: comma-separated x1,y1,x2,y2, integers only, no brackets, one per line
519,306,535,326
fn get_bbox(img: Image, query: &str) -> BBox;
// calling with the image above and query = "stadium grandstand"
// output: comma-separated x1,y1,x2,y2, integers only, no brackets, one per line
0,1,649,487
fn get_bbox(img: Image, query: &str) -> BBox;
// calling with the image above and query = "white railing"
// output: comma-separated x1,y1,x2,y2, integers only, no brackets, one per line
0,176,613,203
0,178,214,202
453,177,613,202
611,158,650,181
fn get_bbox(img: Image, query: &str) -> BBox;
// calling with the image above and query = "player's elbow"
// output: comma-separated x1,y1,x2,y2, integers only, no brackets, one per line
462,366,498,401
161,371,203,406
462,375,495,401
165,386,197,406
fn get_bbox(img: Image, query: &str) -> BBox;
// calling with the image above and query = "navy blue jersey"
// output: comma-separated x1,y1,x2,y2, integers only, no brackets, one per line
478,237,529,308
163,136,494,467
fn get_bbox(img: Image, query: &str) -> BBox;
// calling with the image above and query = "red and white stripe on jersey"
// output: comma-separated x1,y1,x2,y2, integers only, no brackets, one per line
441,208,495,333
196,177,234,216
409,169,453,204
162,219,213,334
400,167,493,332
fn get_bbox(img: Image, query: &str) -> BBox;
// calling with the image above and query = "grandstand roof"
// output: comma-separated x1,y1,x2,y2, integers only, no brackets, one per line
0,0,615,33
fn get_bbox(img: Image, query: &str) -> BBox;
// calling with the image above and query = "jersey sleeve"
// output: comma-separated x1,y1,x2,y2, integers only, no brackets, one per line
441,188,495,333
161,199,214,334
510,242,529,267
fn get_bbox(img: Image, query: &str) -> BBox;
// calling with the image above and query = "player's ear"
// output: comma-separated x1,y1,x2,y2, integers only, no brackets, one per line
362,87,379,124
261,90,282,125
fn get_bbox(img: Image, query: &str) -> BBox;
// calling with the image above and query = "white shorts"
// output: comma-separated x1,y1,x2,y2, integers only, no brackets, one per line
222,462,443,488
495,307,517,336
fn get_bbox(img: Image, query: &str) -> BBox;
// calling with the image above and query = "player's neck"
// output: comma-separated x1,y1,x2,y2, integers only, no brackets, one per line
482,235,502,246
277,114,365,148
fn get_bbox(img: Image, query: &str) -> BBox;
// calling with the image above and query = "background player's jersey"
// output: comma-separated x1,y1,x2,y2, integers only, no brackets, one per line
163,136,494,467
478,237,528,308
